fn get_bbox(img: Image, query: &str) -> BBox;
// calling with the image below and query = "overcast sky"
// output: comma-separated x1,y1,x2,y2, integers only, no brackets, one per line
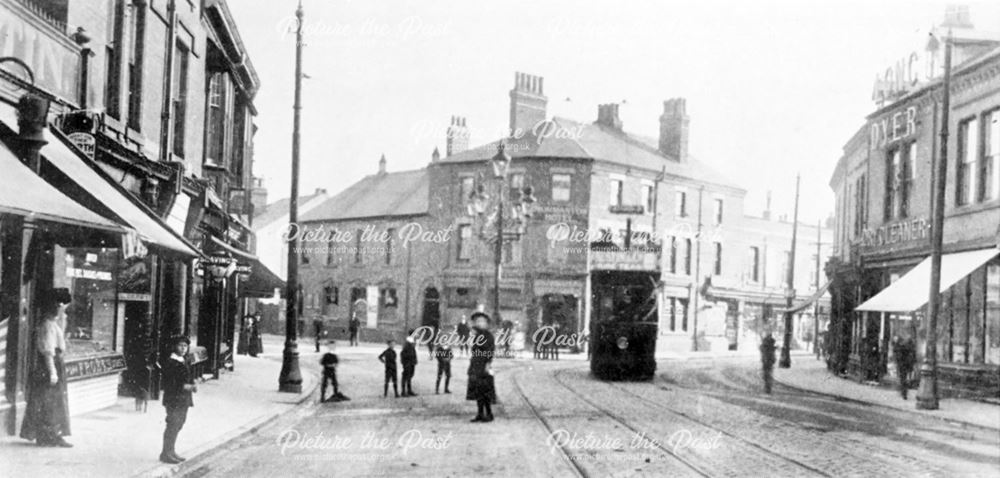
228,0,1000,225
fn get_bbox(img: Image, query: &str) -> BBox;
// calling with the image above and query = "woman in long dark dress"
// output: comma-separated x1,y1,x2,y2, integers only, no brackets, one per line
21,288,73,447
466,312,495,422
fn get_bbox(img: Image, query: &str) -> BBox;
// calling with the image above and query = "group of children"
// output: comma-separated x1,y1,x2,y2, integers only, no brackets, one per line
377,334,454,398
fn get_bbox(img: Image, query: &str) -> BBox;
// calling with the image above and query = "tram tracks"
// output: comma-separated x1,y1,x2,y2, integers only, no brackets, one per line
509,370,590,478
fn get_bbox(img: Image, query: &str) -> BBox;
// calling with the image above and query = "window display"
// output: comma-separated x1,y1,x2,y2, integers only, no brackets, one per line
53,245,121,358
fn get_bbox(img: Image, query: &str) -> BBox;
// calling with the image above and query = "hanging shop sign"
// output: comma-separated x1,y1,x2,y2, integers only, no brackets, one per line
609,204,644,215
66,132,96,159
591,249,659,271
861,217,930,249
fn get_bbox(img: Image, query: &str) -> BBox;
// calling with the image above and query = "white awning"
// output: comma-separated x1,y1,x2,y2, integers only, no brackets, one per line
855,248,999,313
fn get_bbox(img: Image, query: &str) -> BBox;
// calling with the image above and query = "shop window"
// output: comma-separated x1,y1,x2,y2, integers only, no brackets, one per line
58,246,121,357
552,174,572,202
986,264,1000,365
610,179,623,206
980,109,1000,202
956,117,979,206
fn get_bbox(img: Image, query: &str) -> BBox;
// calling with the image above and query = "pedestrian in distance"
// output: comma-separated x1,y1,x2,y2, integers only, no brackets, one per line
159,335,197,464
467,312,496,423
313,317,325,353
20,288,73,448
894,335,917,400
248,314,262,357
349,315,360,346
378,340,399,398
427,326,437,360
320,341,349,402
435,344,453,394
457,316,471,357
760,332,777,394
400,330,419,397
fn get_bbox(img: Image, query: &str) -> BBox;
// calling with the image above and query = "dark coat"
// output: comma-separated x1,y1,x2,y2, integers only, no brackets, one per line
466,330,496,401
378,348,397,370
456,322,470,338
161,357,194,409
400,342,418,366
760,336,777,369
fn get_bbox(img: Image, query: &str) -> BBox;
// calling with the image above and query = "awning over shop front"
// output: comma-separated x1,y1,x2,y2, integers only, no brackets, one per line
0,139,122,232
775,280,832,314
855,248,999,313
0,102,199,258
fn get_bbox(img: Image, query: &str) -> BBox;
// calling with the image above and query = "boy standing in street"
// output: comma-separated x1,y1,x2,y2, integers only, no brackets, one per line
400,331,419,397
760,332,777,394
435,344,453,394
378,340,399,398
160,336,196,464
320,341,349,402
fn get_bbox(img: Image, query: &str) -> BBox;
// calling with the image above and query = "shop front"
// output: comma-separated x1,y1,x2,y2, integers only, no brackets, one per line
856,248,1000,397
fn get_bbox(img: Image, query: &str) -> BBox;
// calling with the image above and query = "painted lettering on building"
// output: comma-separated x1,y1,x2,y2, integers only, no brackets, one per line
861,218,930,249
870,105,918,150
0,10,80,101
64,354,126,382
872,50,935,106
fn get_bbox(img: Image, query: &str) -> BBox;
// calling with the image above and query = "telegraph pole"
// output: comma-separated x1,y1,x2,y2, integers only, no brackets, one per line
917,30,952,411
815,219,822,360
779,174,800,368
278,0,305,393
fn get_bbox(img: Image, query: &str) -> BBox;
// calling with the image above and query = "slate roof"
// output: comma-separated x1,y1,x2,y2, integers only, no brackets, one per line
440,117,742,191
253,190,327,228
300,169,429,222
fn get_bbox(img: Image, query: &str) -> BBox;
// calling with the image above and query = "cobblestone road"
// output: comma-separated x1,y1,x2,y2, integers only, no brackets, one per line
179,351,999,478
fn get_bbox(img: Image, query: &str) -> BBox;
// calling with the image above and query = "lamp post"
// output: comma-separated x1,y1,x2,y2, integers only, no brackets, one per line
278,0,304,393
779,174,800,369
466,142,536,326
917,30,952,411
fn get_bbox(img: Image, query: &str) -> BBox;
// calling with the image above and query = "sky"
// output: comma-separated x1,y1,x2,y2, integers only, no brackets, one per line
227,0,1000,226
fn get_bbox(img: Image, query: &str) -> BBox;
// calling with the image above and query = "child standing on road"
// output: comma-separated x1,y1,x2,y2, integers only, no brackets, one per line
320,341,349,402
435,344,453,394
378,340,399,398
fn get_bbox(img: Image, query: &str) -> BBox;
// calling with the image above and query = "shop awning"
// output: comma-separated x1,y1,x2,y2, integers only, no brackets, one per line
855,248,999,313
0,140,122,232
774,280,832,314
0,103,199,258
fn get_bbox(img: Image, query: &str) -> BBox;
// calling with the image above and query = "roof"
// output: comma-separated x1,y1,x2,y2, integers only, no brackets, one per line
300,169,429,222
440,117,743,191
253,190,328,229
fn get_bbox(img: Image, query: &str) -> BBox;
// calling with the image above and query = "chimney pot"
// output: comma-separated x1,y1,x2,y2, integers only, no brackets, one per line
596,103,623,130
509,71,548,135
378,154,387,174
446,116,470,156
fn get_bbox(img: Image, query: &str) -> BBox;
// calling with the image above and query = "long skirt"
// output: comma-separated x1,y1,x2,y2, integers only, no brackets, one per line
20,351,71,442
466,373,495,402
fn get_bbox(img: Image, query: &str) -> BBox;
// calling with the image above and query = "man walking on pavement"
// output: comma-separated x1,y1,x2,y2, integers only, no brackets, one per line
894,335,916,400
313,317,324,353
378,340,399,398
760,331,777,394
435,344,453,394
349,315,360,347
400,330,419,397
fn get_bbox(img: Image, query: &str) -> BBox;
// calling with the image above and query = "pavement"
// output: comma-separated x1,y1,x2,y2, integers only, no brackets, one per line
0,339,318,478
772,356,1000,432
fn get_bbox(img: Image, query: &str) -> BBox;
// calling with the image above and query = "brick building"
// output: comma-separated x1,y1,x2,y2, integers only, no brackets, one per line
828,9,1000,397
297,72,830,354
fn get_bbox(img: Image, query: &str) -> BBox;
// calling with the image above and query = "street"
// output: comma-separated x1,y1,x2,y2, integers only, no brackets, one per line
179,347,1000,478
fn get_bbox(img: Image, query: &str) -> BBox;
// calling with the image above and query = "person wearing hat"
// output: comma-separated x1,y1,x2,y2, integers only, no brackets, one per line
400,329,419,397
21,288,73,447
159,335,197,464
466,312,496,422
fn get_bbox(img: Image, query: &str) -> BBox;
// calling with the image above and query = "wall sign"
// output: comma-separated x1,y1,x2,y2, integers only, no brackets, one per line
64,354,126,382
0,9,81,101
861,217,930,249
609,204,644,214
870,105,918,150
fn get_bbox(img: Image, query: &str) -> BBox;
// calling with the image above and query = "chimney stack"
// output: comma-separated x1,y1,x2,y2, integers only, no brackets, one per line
431,146,440,162
446,116,469,156
659,98,689,162
596,103,623,131
509,71,547,136
378,154,387,175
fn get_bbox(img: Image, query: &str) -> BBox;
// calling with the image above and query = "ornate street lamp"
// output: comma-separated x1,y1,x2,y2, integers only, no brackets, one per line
466,141,536,330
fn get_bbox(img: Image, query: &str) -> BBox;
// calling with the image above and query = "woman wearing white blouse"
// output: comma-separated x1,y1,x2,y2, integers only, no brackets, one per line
20,288,73,447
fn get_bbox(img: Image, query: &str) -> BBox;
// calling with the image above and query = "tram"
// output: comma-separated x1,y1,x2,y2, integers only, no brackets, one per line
589,270,659,381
